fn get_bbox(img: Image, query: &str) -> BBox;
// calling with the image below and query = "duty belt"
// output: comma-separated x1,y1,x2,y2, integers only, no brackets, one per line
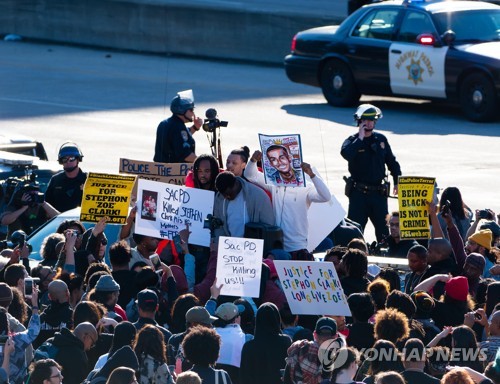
353,181,384,193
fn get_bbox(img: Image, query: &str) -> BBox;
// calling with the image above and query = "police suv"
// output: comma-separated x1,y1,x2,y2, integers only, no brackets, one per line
284,0,500,121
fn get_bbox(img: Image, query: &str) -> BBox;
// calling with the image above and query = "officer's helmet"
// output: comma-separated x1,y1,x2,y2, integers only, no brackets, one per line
354,104,383,121
170,90,195,115
58,142,83,163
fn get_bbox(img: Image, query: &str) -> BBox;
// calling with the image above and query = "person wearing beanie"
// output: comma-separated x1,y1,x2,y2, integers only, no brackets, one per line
285,316,344,384
414,274,474,329
465,229,499,280
467,229,492,252
89,275,123,322
462,253,486,298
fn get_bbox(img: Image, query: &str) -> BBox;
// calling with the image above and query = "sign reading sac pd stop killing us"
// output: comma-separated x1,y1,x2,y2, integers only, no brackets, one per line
216,236,263,298
398,176,436,239
274,260,351,316
80,173,136,224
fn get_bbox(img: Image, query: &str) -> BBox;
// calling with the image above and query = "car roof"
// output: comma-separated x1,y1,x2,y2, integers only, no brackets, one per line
368,0,499,12
0,134,39,145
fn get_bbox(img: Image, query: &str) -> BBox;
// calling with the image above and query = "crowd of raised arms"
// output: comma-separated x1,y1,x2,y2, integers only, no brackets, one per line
0,94,498,384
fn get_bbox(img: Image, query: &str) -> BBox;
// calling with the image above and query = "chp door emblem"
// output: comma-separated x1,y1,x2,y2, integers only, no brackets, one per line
406,58,425,85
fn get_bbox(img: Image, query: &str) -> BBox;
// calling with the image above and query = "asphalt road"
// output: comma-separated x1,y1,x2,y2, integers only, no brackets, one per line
1,40,499,243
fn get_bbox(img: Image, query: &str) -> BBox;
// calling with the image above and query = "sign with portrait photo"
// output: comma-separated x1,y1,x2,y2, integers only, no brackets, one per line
135,179,214,246
258,133,305,187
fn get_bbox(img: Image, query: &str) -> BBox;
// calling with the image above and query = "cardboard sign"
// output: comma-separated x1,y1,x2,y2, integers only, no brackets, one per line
259,133,305,187
307,195,346,252
135,179,214,246
216,236,264,298
119,158,191,185
274,260,351,316
398,176,435,239
80,173,136,224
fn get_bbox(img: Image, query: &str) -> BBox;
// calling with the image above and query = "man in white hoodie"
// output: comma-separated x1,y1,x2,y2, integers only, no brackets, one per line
245,150,331,259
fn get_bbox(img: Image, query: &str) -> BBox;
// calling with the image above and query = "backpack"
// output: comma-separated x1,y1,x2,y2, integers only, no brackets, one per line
33,340,59,361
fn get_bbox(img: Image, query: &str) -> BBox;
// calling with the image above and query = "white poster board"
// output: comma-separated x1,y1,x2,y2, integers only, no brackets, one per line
307,195,346,252
274,260,351,316
216,236,263,298
135,179,214,246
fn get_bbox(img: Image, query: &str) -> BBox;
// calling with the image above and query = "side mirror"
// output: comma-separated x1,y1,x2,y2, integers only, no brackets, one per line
441,30,456,46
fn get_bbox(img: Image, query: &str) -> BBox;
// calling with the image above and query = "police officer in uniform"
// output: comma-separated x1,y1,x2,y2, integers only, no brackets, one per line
341,104,401,242
154,90,203,163
45,142,87,212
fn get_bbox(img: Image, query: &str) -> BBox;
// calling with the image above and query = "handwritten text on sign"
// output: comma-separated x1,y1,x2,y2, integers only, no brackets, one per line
216,236,263,298
119,158,191,185
274,261,351,316
135,179,214,246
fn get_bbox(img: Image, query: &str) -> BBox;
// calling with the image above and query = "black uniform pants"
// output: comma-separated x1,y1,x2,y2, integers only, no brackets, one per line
347,188,389,242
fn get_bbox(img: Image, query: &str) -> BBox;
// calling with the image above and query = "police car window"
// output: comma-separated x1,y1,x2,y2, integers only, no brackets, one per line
433,10,500,42
352,9,399,40
397,11,436,43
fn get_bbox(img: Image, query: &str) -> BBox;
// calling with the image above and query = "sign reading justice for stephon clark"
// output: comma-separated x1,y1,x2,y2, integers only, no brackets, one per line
216,236,264,298
135,179,214,247
80,173,136,224
274,260,351,316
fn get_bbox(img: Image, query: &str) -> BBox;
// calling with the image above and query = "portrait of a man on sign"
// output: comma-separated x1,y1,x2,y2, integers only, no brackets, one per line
259,134,305,187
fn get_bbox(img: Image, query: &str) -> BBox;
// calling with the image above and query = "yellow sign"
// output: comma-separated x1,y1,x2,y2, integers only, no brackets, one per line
119,158,191,185
398,176,435,239
80,173,136,224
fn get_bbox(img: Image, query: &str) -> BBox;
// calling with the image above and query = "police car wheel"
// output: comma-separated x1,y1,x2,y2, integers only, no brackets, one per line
320,60,360,107
459,73,497,122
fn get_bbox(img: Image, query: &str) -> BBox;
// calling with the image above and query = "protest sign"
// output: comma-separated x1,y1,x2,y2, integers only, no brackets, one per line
80,173,136,224
216,236,263,297
258,133,305,187
398,176,435,239
119,158,191,185
274,260,351,316
135,179,214,246
307,194,346,252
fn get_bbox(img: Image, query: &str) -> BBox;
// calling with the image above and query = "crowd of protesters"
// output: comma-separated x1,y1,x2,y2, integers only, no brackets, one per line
0,98,498,383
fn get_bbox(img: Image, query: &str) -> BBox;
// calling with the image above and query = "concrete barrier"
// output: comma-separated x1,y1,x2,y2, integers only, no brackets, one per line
0,0,345,64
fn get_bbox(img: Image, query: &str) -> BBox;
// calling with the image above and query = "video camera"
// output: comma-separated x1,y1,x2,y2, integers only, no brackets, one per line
202,108,228,133
203,214,223,233
0,172,44,208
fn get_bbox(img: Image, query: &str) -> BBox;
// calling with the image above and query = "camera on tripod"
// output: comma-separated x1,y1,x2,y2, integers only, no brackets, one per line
202,108,228,133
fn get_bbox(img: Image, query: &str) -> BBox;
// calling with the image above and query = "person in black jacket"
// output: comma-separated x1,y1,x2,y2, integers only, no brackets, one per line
48,322,97,384
153,90,203,163
240,302,291,384
341,104,401,242
34,280,73,349
45,142,87,213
